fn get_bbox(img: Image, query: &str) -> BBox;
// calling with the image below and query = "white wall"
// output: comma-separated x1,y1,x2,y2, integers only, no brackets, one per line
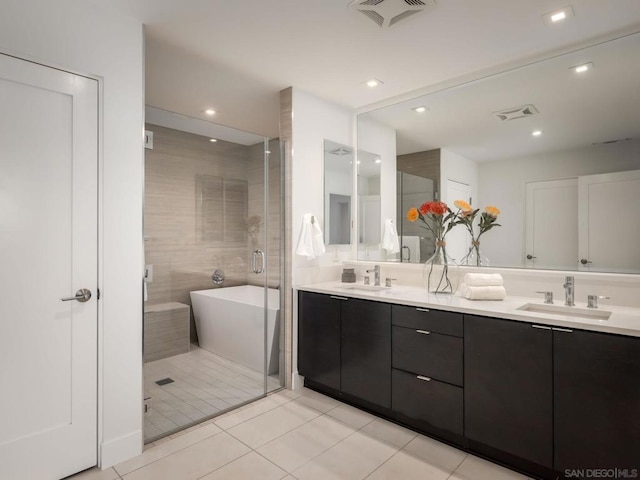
291,89,355,280
0,0,144,468
478,141,640,267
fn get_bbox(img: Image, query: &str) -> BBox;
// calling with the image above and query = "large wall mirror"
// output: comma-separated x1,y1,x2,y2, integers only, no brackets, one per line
357,32,640,273
324,140,353,245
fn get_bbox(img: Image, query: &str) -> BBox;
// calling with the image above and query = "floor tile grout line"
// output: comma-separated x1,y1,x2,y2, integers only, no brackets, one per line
361,447,404,480
113,427,225,477
213,393,296,432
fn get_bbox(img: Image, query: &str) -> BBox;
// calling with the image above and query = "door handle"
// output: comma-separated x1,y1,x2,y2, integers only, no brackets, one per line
252,249,264,274
526,254,537,260
61,288,92,303
580,258,592,265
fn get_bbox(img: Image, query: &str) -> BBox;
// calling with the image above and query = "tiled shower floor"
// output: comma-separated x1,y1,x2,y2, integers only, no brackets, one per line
144,346,281,442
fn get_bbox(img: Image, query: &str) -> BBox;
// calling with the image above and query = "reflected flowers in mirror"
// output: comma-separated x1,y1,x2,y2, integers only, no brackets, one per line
454,201,501,267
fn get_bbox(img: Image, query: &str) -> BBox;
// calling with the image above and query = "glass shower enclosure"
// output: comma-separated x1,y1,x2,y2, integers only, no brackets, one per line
142,107,283,443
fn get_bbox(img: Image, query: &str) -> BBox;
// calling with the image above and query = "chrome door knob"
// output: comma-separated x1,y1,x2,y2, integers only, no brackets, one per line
61,288,92,303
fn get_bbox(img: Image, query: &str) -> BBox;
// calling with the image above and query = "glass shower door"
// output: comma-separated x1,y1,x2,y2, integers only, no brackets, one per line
142,107,283,443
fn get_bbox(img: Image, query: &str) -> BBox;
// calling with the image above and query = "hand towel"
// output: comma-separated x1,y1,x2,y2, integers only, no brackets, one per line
311,215,326,257
382,219,400,254
296,213,325,259
464,273,504,287
460,283,506,300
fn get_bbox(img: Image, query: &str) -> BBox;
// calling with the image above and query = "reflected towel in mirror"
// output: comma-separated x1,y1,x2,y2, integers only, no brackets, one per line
382,219,400,254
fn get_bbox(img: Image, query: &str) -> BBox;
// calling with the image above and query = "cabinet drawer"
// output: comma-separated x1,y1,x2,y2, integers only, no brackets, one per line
392,368,463,437
392,326,463,386
392,305,462,337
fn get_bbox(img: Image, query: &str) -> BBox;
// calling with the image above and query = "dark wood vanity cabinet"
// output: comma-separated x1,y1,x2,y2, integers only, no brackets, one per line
298,290,640,479
297,291,392,409
298,291,341,391
554,328,640,471
391,305,464,444
464,314,553,470
341,299,391,409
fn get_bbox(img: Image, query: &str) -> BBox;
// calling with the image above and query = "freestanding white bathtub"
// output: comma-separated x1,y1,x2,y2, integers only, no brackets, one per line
190,285,280,375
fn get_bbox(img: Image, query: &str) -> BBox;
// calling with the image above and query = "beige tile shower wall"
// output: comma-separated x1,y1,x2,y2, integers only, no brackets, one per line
247,139,282,289
144,124,250,342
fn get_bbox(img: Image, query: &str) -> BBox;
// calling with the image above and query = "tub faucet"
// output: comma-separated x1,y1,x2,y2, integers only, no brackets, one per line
563,275,575,306
366,265,381,286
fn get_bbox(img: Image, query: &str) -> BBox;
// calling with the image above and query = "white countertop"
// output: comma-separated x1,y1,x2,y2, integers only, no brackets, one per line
297,281,640,337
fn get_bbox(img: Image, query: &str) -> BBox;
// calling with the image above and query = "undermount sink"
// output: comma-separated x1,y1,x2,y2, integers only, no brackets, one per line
517,303,612,321
339,284,391,292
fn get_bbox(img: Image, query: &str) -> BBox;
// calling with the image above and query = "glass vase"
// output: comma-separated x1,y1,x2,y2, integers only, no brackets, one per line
460,241,490,268
423,241,459,294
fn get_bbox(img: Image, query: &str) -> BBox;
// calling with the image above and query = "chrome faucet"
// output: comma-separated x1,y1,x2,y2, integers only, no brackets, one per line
366,265,381,286
563,275,575,306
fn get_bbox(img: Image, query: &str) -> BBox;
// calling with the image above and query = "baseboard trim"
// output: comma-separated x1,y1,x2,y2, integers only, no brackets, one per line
99,430,142,469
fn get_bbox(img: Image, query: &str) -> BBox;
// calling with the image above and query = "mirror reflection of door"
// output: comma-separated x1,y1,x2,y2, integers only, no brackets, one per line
329,194,351,244
579,170,640,273
525,179,579,270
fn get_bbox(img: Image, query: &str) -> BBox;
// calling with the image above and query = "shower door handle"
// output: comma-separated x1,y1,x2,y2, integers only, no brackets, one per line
252,249,264,274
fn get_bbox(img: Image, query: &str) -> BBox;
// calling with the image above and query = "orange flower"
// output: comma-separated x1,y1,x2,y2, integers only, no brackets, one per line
454,200,472,212
485,206,500,217
407,207,419,222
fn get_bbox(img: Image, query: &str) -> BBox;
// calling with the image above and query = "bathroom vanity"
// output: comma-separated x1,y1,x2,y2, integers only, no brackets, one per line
297,283,640,480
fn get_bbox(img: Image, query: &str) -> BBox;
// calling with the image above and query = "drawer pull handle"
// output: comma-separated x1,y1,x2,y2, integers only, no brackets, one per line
330,296,349,301
553,327,573,333
416,308,430,312
416,330,431,335
531,325,552,330
417,375,432,382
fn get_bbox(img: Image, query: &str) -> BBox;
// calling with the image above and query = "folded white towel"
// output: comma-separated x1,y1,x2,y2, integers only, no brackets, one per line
382,219,400,254
296,213,325,259
460,283,506,301
464,273,504,287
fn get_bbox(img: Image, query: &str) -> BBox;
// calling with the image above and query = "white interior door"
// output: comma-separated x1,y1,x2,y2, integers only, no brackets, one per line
446,180,470,262
524,179,578,270
0,54,98,479
578,170,640,272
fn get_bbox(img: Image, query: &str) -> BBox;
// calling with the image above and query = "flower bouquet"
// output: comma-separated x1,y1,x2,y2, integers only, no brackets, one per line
407,201,459,294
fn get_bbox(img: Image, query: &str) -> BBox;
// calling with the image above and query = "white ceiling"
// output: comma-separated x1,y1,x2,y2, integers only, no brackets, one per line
97,0,640,138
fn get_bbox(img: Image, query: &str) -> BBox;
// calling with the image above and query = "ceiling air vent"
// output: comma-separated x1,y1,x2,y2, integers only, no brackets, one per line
348,0,437,28
492,104,539,121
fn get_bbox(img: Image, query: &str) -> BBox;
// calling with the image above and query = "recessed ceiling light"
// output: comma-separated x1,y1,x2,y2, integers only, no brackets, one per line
571,62,593,74
364,78,383,88
532,130,543,137
543,6,574,25
375,158,382,164
413,106,429,113
203,108,216,116
209,138,217,143
357,160,361,164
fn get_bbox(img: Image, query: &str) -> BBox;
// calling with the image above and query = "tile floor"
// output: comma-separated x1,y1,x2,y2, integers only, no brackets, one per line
144,346,281,442
70,387,534,480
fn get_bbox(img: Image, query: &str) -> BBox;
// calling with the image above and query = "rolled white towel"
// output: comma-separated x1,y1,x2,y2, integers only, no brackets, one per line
460,283,506,301
464,273,504,287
